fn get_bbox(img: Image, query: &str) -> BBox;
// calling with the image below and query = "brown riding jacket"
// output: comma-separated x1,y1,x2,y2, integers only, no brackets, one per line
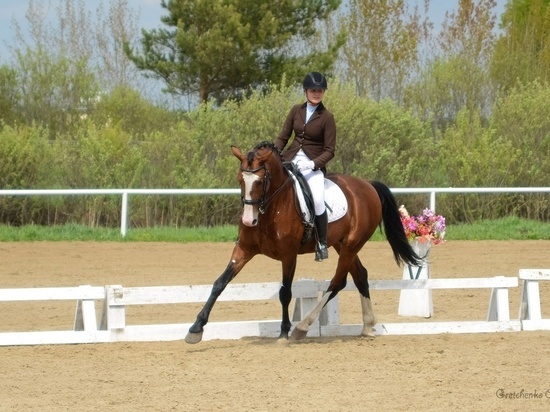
274,102,336,171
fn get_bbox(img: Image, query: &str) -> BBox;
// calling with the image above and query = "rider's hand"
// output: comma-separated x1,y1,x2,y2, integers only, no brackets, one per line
297,160,315,172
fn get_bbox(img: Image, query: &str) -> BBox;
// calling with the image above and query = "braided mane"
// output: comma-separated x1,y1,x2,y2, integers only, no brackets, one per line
248,141,283,162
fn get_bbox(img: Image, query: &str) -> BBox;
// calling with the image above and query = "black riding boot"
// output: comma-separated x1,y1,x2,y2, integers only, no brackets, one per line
314,211,329,261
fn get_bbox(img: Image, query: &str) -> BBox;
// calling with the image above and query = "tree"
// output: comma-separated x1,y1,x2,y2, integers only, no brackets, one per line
491,0,550,91
14,47,98,136
405,0,498,132
440,0,497,120
125,0,344,103
7,0,154,133
338,0,432,104
11,0,145,92
94,0,146,92
8,0,98,134
0,65,21,126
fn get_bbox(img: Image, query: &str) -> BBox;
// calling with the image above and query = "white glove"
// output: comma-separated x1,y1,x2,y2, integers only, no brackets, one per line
297,160,315,172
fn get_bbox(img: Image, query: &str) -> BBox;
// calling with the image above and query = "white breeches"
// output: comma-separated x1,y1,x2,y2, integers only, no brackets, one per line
292,151,326,215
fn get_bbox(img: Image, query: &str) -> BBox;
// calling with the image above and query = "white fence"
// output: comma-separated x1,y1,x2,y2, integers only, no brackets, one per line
1,187,549,236
518,269,550,331
3,270,549,347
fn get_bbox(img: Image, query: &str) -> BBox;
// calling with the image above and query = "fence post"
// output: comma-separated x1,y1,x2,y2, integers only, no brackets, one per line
487,280,511,322
73,285,99,331
120,192,129,237
430,190,436,212
105,285,126,340
398,241,433,318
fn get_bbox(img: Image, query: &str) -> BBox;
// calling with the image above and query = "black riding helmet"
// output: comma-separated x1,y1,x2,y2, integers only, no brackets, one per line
303,72,328,90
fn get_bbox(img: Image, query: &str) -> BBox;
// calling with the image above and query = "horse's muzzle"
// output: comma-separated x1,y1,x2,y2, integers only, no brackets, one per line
242,205,258,227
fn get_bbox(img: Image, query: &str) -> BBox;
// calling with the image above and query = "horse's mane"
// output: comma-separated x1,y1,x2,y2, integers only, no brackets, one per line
250,141,283,162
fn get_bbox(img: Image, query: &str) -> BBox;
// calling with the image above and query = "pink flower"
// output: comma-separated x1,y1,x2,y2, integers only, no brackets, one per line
399,206,446,244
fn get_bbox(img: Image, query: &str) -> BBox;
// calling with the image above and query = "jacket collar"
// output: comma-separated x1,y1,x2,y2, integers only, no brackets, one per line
301,101,326,113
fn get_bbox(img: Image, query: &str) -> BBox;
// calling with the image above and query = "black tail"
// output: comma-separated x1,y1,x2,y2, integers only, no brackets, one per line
370,181,422,267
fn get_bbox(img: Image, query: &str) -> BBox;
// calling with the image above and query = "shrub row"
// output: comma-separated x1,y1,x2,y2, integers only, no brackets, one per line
1,81,548,227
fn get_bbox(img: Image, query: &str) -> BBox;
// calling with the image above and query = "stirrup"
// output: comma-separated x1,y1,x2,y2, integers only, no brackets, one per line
315,242,329,262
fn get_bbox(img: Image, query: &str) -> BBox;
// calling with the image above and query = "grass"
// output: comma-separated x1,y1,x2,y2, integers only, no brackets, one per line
0,223,239,242
0,217,548,242
443,216,550,240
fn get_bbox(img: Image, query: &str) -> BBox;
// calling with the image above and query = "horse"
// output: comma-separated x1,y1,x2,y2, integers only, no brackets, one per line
185,141,421,344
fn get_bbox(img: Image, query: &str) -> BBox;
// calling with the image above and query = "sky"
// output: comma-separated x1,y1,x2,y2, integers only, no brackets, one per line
0,0,164,62
0,0,507,65
0,0,508,54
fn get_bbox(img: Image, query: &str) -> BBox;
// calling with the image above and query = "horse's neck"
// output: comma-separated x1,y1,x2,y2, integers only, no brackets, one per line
270,163,288,184
267,163,295,206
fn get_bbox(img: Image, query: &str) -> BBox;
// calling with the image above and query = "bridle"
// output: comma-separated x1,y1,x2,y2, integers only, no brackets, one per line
240,164,271,214
240,162,291,214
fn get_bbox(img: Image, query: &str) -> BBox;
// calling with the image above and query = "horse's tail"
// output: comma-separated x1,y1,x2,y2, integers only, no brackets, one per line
370,180,422,267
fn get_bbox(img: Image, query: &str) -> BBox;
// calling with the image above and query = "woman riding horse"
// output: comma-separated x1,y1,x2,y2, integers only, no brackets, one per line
275,71,335,262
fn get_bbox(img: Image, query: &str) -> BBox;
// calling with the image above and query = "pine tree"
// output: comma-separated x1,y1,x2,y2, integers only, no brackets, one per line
125,0,343,103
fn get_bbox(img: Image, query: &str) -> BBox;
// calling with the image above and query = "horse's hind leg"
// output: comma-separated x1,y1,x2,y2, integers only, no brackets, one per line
291,253,349,340
291,279,346,340
349,256,376,338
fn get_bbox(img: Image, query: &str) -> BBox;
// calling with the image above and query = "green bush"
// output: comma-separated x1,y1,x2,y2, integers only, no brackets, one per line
1,80,549,227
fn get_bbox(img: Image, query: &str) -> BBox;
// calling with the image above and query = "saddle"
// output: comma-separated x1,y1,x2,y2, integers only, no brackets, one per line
283,163,348,245
283,163,315,225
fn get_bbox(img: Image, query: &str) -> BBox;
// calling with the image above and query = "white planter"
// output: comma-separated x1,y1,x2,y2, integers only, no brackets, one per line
398,240,433,318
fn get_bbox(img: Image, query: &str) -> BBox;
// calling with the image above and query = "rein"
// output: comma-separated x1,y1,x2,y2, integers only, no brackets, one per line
240,163,292,214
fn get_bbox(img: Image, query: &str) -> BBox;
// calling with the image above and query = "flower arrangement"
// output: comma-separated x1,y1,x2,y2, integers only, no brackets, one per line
399,206,446,245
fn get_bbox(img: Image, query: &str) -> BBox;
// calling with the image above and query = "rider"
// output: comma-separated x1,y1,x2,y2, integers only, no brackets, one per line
274,71,336,261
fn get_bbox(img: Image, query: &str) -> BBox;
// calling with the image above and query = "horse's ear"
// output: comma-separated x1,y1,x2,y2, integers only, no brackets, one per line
231,145,244,160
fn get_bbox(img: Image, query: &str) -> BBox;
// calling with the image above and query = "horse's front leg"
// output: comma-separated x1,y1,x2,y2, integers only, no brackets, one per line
278,257,297,339
185,249,252,344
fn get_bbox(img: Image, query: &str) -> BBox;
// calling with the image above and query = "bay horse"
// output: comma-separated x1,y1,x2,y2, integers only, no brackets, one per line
185,141,421,344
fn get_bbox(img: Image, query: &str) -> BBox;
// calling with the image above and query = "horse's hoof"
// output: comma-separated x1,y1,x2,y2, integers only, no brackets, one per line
361,328,376,340
185,331,203,344
276,337,290,346
290,327,308,340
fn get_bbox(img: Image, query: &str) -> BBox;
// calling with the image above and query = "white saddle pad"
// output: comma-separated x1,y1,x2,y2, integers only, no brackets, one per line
289,171,348,223
324,178,348,223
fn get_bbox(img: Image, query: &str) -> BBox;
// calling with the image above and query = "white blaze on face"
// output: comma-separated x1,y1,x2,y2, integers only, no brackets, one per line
241,172,260,226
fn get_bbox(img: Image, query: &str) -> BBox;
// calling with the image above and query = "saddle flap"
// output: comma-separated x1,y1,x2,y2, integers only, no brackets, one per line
284,164,348,224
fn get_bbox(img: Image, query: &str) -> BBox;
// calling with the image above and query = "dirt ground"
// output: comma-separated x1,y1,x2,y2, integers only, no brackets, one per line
1,240,550,411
